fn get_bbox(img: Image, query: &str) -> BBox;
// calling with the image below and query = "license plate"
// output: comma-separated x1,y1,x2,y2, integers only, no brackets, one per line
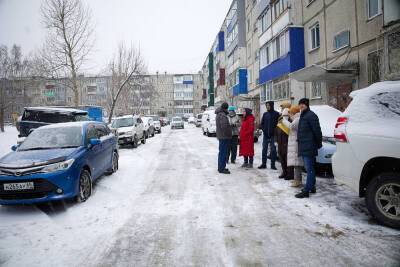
3,182,34,191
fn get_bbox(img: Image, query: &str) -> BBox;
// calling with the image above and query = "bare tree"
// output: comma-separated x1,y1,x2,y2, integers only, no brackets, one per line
107,43,146,123
40,0,94,106
0,45,31,132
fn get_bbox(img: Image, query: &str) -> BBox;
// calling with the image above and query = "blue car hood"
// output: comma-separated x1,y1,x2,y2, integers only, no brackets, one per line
0,148,79,168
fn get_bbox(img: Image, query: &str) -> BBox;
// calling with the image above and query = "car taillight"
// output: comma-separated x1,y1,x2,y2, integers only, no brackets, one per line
334,116,348,143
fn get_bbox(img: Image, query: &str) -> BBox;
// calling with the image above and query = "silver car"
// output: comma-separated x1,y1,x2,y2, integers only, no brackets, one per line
171,117,184,129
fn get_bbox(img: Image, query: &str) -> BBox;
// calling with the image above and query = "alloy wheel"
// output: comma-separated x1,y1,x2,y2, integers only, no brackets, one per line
375,183,400,220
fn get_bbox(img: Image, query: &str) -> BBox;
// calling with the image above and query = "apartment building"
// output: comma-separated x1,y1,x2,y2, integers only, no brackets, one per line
291,0,400,111
173,74,195,118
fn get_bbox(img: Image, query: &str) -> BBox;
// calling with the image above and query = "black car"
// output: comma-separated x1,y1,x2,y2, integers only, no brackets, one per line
18,107,89,137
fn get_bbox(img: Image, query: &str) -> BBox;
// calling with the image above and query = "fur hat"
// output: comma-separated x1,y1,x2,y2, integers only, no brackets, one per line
280,102,292,109
289,105,301,115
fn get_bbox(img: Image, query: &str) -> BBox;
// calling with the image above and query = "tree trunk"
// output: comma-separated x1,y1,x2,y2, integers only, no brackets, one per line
0,107,4,133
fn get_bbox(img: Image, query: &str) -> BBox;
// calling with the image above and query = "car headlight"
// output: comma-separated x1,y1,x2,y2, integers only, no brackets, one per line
41,159,75,173
126,131,133,135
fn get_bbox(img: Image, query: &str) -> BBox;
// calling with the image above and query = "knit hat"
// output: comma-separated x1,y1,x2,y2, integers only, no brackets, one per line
289,105,301,115
228,106,236,111
280,102,292,109
221,102,229,110
298,98,310,107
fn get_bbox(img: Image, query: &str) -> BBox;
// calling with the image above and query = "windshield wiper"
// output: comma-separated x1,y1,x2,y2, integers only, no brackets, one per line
19,146,79,151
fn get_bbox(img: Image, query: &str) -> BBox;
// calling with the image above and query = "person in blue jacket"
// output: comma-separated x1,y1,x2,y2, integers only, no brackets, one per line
258,101,280,170
295,98,323,198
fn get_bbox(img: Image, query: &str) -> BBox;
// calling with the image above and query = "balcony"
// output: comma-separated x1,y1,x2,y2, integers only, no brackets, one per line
232,69,248,96
259,27,305,84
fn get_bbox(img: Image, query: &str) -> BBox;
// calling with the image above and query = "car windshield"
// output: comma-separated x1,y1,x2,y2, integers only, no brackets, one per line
18,126,83,151
173,118,182,122
112,118,134,128
150,116,160,121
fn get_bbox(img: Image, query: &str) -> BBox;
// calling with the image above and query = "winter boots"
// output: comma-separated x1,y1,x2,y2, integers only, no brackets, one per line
290,180,302,188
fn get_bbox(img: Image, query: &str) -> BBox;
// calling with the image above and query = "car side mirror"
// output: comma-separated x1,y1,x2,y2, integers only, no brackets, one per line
11,145,18,151
89,138,101,147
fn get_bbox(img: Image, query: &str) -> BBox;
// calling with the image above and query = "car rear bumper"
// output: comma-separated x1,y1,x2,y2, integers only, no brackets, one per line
316,142,336,164
0,169,79,205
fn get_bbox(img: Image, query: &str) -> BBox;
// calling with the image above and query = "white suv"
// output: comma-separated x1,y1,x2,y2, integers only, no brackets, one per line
111,115,146,148
332,81,400,228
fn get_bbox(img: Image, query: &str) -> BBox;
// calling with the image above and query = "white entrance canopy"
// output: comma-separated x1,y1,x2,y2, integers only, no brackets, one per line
290,65,357,82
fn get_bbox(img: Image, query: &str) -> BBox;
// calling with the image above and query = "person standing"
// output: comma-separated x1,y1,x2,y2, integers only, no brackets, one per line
295,98,322,198
282,105,303,187
227,106,240,164
239,108,255,168
276,102,291,179
215,102,232,174
258,101,279,170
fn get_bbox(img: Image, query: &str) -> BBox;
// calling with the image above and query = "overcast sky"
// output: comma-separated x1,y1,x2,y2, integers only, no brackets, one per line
0,0,231,75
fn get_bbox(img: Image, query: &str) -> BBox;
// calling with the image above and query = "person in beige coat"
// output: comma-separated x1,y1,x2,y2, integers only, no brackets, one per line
282,105,303,187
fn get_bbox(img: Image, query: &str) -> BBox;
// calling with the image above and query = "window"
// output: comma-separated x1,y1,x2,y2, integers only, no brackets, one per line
248,69,252,85
333,30,350,51
273,79,290,100
367,50,382,85
309,23,320,50
368,0,381,19
274,0,281,19
260,7,271,33
311,81,322,99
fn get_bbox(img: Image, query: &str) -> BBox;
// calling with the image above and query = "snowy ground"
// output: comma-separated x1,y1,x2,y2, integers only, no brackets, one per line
0,125,399,267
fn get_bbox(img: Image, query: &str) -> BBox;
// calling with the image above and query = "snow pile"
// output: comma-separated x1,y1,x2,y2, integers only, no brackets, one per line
0,126,18,158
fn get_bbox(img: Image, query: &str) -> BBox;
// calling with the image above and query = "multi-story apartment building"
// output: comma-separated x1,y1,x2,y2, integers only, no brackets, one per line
291,0,400,111
173,74,195,117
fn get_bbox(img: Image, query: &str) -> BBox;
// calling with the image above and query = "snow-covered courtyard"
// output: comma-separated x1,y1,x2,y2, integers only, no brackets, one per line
0,125,399,267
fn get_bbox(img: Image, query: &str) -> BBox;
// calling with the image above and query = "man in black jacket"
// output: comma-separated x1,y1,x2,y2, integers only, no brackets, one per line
215,102,232,174
258,101,279,170
295,98,323,198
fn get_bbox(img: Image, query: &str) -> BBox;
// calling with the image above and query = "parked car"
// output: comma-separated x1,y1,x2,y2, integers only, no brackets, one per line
171,117,184,129
311,105,342,169
111,115,146,148
332,81,400,228
195,113,203,127
201,110,216,136
149,115,162,133
0,121,118,205
142,117,156,138
18,107,89,138
188,116,196,124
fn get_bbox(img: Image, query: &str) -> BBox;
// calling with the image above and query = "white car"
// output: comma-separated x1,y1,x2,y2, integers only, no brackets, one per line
188,116,196,124
332,81,400,229
142,117,155,138
111,115,146,148
149,115,162,133
201,110,216,137
171,117,184,129
311,105,342,167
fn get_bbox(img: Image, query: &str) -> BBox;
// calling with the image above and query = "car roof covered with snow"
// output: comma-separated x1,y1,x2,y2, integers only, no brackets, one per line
310,105,341,138
36,121,101,130
114,115,138,119
24,107,88,114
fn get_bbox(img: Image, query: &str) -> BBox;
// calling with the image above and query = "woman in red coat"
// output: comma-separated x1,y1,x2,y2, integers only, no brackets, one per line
239,108,255,168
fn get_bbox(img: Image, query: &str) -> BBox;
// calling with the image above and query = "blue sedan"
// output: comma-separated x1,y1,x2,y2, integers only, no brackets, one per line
0,121,119,205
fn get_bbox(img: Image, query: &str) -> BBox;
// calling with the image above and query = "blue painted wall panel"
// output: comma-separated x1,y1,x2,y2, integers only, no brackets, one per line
232,68,248,96
218,31,225,52
183,80,193,85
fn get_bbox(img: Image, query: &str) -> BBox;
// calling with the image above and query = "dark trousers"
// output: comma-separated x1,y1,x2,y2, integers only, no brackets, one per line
278,143,288,176
244,156,254,164
262,135,276,167
218,139,230,172
303,156,316,192
227,135,238,163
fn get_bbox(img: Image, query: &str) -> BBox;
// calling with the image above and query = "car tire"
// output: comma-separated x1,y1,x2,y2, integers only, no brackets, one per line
106,151,119,175
141,133,146,144
203,130,206,136
366,172,400,229
76,169,92,203
132,135,139,148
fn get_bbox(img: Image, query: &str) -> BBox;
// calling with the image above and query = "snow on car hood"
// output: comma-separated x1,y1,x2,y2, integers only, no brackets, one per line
116,126,133,133
0,148,78,168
